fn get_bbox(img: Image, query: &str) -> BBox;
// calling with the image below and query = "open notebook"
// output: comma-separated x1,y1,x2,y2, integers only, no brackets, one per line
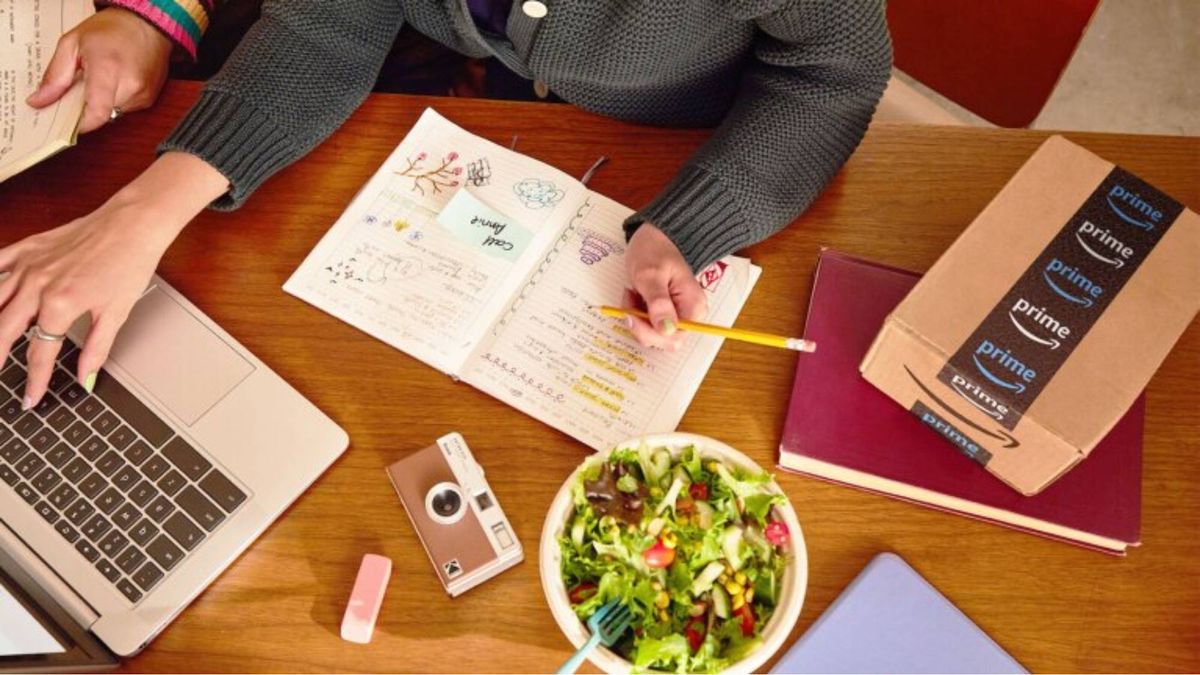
284,109,760,450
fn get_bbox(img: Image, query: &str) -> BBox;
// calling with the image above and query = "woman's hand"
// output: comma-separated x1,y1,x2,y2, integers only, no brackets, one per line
26,7,173,133
623,224,708,350
0,152,228,409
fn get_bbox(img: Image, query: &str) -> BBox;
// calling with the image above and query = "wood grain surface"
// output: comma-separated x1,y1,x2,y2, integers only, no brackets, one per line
2,81,1197,673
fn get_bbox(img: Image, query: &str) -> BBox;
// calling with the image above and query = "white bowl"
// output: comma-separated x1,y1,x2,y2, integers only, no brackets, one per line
539,432,808,674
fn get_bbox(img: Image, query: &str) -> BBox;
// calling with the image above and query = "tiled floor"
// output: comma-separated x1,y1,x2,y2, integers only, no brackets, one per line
899,0,1198,137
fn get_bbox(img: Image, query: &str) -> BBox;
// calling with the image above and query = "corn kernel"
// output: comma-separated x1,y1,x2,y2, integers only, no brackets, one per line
724,581,744,596
732,594,745,610
662,533,678,549
706,461,720,473
655,591,671,609
652,581,663,592
659,608,669,622
734,572,747,585
718,573,729,584
649,486,663,499
744,588,755,603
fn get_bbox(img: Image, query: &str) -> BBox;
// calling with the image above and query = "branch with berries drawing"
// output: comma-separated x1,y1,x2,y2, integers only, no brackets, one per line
395,151,462,196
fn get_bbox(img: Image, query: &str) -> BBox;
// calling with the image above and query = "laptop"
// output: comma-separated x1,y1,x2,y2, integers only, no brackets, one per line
0,276,348,670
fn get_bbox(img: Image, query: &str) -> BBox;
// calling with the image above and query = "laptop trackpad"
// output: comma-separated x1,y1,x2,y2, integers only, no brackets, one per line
107,287,254,426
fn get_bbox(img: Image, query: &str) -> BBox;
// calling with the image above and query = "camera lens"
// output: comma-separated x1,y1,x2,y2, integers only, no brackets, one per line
431,488,462,518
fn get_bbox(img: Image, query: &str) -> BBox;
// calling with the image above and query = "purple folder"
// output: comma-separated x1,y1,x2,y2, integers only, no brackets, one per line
771,553,1026,674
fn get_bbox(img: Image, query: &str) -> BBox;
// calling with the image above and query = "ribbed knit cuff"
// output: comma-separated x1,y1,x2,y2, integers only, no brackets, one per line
624,165,751,272
158,90,296,211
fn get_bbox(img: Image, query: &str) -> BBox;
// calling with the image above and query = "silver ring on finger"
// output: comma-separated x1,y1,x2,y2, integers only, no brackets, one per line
26,325,67,342
109,106,124,122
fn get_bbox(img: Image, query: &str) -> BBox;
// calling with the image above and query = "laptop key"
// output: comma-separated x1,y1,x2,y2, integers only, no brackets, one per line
49,368,74,394
16,453,46,479
75,540,101,563
32,394,59,418
176,486,225,532
59,346,80,373
95,487,125,514
0,438,30,463
0,426,11,446
95,558,122,583
66,499,96,526
78,436,108,462
157,470,186,497
108,425,136,451
13,413,43,439
161,437,211,481
79,472,107,498
145,535,183,571
116,547,147,575
0,398,23,424
10,338,29,365
62,457,90,484
163,512,205,551
95,450,125,477
46,406,77,432
132,561,165,592
198,471,247,513
124,440,153,467
112,465,140,493
60,384,88,408
29,428,58,454
44,442,75,468
99,530,129,558
141,454,169,481
63,421,91,447
129,519,159,547
145,496,175,523
112,502,140,531
92,411,119,437
75,395,103,421
0,464,18,486
34,501,59,524
55,520,80,543
15,482,38,504
0,365,25,391
32,467,61,494
48,483,79,509
116,578,142,603
93,375,174,448
128,480,158,507
81,514,112,542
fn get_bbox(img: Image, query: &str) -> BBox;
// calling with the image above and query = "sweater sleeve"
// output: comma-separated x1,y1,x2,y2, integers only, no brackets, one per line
158,0,405,209
625,0,892,271
95,0,222,61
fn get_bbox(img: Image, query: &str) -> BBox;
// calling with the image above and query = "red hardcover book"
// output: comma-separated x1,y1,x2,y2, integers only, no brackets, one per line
779,250,1142,554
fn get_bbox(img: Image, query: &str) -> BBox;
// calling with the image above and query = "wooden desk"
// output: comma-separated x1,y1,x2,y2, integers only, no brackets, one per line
3,81,1197,673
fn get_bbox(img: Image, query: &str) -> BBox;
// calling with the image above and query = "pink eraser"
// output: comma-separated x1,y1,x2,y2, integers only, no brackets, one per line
341,554,392,644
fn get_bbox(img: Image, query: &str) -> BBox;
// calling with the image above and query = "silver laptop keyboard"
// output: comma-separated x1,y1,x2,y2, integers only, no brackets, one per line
0,336,247,605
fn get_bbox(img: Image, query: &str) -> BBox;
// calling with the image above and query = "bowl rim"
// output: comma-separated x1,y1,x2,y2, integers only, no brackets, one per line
538,432,808,674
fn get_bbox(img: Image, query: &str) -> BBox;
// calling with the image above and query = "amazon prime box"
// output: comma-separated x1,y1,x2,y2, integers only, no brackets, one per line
861,136,1199,495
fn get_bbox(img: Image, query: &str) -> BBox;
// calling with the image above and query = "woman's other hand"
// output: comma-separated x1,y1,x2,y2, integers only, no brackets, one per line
623,224,708,351
0,152,228,409
26,7,173,133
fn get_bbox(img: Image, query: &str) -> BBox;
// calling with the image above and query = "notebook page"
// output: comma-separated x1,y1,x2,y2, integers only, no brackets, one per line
461,192,760,450
283,109,586,375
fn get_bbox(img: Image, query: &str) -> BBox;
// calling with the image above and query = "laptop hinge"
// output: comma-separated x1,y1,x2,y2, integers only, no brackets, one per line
0,521,100,628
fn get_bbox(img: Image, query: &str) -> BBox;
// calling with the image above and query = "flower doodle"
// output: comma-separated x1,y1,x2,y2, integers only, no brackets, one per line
395,151,462,196
513,178,564,209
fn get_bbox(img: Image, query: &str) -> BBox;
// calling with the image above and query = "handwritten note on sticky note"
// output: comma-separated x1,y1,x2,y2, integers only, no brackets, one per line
437,189,532,262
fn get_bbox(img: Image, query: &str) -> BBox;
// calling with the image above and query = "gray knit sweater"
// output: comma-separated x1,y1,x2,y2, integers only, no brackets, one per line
162,0,892,271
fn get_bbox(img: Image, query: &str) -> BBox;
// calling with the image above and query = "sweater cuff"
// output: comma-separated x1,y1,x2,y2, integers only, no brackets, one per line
623,165,752,272
158,89,295,211
96,0,210,61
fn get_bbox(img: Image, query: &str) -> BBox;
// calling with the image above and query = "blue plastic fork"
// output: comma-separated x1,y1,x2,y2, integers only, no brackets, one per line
556,599,634,674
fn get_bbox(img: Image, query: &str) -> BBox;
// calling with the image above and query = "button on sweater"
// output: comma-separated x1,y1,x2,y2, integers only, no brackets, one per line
160,0,892,271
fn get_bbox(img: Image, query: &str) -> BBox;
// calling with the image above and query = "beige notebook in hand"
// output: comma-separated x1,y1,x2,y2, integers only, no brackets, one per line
0,0,93,184
284,109,761,450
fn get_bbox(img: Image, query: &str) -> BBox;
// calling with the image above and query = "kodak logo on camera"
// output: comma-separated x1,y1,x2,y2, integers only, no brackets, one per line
386,433,523,596
861,136,1200,495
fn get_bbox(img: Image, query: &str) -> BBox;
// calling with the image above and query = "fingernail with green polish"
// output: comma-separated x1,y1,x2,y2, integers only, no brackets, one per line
660,319,677,335
83,372,97,393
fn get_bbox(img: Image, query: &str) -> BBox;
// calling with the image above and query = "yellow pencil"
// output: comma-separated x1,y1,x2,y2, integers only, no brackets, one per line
595,306,816,353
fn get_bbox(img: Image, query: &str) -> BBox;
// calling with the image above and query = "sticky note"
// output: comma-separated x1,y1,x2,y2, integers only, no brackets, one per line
436,189,532,262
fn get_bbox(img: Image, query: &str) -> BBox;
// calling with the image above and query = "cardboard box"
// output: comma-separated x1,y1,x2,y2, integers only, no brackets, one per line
861,136,1200,495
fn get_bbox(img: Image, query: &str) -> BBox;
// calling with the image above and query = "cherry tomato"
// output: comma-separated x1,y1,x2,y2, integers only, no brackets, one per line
642,538,676,568
689,482,709,501
733,604,756,637
765,520,790,547
568,582,597,605
685,617,706,652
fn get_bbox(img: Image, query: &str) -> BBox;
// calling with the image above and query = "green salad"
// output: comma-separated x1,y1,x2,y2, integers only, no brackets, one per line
559,445,792,673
